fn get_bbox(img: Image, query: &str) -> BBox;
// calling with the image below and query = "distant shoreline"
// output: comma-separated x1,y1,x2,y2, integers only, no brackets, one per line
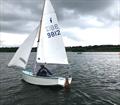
0,45,120,52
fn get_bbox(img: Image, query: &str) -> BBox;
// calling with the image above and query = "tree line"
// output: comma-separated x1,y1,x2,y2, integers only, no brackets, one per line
0,45,120,52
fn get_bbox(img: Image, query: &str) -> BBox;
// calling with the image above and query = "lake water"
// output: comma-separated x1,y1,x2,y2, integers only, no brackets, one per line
0,52,120,105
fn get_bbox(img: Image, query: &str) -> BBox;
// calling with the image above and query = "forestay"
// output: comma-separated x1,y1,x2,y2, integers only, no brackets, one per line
36,0,68,64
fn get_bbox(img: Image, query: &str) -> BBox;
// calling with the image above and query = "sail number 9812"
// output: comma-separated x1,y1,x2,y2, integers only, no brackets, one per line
47,30,61,38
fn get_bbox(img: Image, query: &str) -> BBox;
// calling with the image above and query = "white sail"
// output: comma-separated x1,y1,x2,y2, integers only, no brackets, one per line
36,0,68,64
8,28,38,69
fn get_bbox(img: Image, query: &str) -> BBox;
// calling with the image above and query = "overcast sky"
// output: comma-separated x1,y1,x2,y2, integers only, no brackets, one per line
0,0,120,47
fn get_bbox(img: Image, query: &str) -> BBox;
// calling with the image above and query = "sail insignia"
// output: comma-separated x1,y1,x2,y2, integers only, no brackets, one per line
50,18,52,23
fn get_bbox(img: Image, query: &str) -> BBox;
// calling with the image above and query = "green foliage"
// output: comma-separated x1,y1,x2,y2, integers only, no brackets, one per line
0,45,120,52
0,47,37,52
66,45,120,52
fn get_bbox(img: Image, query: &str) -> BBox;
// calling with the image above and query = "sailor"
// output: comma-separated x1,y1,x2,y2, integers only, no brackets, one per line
37,65,52,76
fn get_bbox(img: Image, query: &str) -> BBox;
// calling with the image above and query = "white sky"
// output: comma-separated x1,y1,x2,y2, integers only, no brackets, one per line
0,0,120,47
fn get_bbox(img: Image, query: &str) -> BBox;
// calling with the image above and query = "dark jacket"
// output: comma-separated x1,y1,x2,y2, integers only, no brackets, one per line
37,66,52,76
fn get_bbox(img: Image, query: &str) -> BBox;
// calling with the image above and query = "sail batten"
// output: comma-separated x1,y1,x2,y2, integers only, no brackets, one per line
36,0,68,64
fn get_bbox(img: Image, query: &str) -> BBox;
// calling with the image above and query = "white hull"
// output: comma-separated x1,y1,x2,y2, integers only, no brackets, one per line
22,70,72,87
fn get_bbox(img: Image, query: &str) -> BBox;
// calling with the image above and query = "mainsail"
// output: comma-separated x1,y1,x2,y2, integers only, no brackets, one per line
36,0,68,64
8,28,38,69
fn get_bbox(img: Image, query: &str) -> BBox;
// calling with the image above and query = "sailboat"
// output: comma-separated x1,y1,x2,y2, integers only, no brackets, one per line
8,0,72,87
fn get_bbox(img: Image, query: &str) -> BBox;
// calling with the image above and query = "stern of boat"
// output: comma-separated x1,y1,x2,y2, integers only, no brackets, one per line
58,77,72,87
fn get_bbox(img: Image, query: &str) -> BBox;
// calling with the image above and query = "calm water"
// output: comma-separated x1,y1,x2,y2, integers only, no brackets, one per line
0,52,120,105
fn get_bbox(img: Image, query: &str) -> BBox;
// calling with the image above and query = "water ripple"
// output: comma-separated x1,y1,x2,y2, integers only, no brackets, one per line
0,52,120,105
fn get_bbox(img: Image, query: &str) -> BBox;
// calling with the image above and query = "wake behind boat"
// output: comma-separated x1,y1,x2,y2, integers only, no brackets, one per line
8,0,72,87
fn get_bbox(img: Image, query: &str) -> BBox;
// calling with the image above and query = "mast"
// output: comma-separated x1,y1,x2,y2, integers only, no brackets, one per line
33,0,46,74
37,0,46,43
